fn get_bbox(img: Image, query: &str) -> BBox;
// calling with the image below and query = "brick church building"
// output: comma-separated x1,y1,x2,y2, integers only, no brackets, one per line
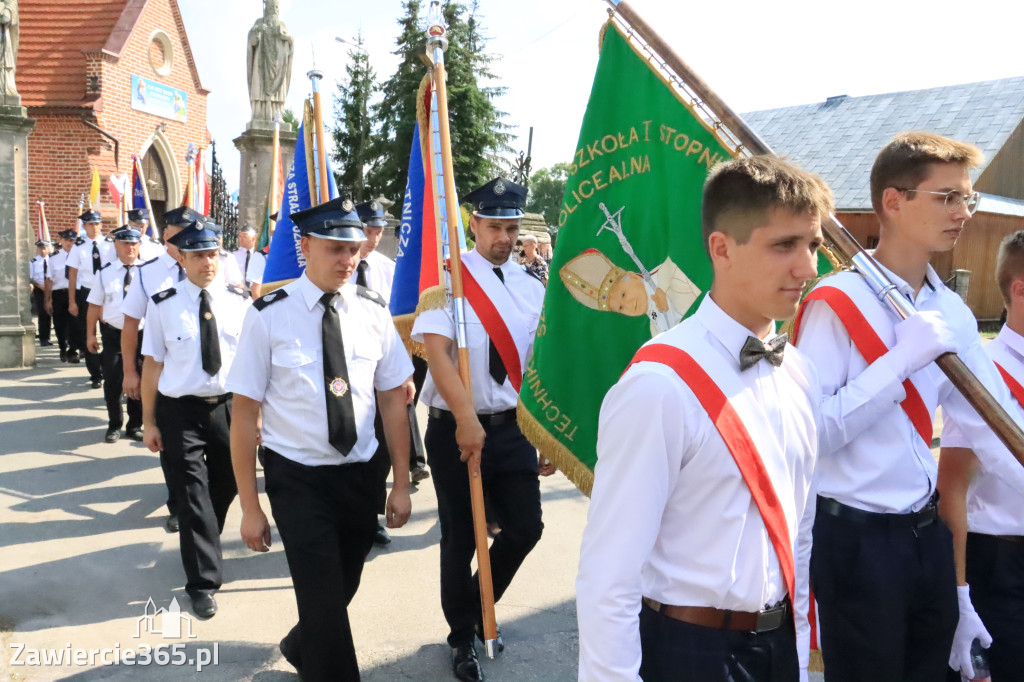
17,0,209,236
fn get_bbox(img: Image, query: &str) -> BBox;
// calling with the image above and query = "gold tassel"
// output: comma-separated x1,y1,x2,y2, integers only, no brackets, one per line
517,402,595,496
809,650,824,673
416,285,448,314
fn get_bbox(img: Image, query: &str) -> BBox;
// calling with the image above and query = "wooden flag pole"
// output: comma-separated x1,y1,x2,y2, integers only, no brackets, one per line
308,70,331,204
607,0,1024,465
269,114,282,238
426,0,499,659
37,201,48,242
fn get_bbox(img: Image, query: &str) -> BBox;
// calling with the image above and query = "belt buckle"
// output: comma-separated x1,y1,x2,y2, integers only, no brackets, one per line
754,604,786,633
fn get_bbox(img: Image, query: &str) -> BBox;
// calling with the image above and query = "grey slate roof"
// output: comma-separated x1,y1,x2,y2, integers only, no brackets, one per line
741,77,1024,210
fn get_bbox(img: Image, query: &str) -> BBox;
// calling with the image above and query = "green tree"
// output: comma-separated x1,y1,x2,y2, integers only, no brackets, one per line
527,162,569,227
331,32,377,201
281,107,299,132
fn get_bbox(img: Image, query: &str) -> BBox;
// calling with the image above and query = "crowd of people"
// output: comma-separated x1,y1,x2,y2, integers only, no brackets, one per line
21,133,1024,682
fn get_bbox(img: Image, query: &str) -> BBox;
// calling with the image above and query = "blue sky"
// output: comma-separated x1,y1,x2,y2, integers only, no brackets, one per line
179,0,1022,194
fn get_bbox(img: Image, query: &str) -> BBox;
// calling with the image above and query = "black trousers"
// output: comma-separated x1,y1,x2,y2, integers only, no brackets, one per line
50,289,73,353
73,287,102,381
99,324,142,431
811,499,958,682
264,447,378,682
425,414,543,647
370,395,391,516
156,393,236,598
952,532,1024,681
409,354,428,470
32,286,51,343
638,603,798,682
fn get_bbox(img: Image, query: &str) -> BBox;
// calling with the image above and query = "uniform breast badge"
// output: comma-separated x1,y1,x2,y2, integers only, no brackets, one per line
329,377,349,397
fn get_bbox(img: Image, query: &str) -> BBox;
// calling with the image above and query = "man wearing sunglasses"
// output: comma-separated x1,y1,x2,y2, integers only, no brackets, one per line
794,132,1024,680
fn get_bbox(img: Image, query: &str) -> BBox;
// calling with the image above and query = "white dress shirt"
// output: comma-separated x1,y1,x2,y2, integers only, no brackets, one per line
67,236,116,289
942,324,1024,536
122,252,184,321
232,248,266,285
796,262,1024,513
227,273,413,466
47,250,72,290
576,295,821,681
138,236,165,262
347,249,395,303
219,250,245,288
411,249,544,414
87,259,141,330
29,256,48,288
141,279,250,397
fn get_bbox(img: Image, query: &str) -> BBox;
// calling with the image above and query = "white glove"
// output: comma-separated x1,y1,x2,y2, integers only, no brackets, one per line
949,584,992,678
888,310,957,380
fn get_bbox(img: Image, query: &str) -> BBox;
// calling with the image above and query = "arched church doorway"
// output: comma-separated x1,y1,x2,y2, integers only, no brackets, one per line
142,146,170,233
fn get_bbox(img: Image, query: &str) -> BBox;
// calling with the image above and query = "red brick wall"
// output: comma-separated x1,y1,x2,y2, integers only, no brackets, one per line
26,0,209,239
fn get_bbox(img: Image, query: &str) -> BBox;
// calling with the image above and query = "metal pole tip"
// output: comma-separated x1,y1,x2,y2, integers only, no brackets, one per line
484,640,498,659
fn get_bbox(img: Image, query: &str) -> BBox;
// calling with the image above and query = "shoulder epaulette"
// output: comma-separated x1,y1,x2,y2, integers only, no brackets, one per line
355,285,386,308
152,288,177,304
99,261,112,271
75,237,85,246
139,257,159,268
229,246,240,253
253,289,288,311
104,235,114,242
226,284,250,299
219,249,230,257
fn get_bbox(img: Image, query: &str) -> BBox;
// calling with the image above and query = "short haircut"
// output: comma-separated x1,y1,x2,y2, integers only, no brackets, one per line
870,132,984,213
996,230,1024,305
701,155,833,255
521,234,538,245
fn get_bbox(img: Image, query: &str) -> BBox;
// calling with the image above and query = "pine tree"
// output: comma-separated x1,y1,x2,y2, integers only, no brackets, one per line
331,33,377,201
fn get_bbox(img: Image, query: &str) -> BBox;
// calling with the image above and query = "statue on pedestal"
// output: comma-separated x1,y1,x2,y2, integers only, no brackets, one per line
0,0,18,99
247,0,293,126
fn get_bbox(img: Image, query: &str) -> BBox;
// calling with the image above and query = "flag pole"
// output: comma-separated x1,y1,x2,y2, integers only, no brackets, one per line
37,201,48,242
605,0,1024,464
425,0,500,659
268,113,282,239
134,155,158,238
76,194,85,235
185,143,196,210
307,70,331,204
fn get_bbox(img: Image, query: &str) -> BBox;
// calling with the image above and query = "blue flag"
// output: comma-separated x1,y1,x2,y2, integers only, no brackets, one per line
263,118,339,289
390,121,427,319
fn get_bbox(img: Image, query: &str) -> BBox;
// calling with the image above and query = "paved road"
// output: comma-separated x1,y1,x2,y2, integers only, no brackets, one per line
0,345,588,681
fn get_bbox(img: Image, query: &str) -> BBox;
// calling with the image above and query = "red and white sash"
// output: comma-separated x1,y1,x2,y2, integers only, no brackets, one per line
994,362,1024,407
459,250,533,393
793,279,934,446
624,341,798,599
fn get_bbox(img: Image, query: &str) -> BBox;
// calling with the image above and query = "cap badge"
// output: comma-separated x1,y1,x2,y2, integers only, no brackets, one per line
494,179,507,196
342,199,354,212
329,377,349,397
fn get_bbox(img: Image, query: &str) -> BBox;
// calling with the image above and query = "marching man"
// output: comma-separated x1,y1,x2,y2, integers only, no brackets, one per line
577,156,831,681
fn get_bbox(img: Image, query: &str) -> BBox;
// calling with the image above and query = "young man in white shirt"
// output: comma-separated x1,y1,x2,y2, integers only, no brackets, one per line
231,225,265,298
45,230,78,362
67,209,116,387
795,132,1024,680
576,156,830,682
29,239,52,347
938,230,1024,681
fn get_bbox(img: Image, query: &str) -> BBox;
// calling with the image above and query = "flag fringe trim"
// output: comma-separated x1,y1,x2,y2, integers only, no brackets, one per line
392,313,426,359
416,285,447,314
517,401,594,497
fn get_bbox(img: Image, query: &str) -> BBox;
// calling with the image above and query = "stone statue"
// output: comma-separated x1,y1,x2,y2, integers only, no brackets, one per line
247,0,293,125
0,0,18,98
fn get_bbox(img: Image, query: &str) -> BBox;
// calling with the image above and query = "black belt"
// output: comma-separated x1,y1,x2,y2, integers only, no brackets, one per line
428,406,518,426
969,531,1024,547
100,322,123,332
165,393,231,405
642,596,790,633
817,493,939,529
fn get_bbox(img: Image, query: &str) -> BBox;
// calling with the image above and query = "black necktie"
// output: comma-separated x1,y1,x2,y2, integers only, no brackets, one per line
244,250,251,281
320,292,357,455
739,333,787,371
488,267,508,386
177,264,185,282
92,242,101,274
199,289,222,376
123,266,132,297
43,259,48,277
356,260,368,288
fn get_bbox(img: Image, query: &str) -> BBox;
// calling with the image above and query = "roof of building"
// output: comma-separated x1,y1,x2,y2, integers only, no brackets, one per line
16,0,207,109
742,77,1024,210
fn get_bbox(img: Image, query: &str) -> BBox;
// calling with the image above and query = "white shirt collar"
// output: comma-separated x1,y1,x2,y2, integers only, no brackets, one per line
696,294,781,368
869,252,942,300
296,272,352,312
181,278,205,302
997,324,1024,359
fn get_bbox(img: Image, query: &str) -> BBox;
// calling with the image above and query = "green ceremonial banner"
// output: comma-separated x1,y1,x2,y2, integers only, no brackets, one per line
517,22,738,495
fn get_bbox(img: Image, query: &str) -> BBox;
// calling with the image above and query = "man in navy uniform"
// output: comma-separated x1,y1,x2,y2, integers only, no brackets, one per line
29,239,52,347
67,209,116,387
128,208,164,262
44,229,78,362
412,177,552,682
141,221,251,619
229,197,414,682
85,226,145,443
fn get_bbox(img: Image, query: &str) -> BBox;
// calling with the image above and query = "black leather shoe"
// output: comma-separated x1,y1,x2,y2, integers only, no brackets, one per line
411,466,431,483
67,351,81,363
475,624,504,653
279,636,302,674
59,350,68,362
451,642,485,681
91,379,102,389
126,428,144,442
165,515,179,533
104,428,121,443
192,594,217,619
374,523,392,545
40,340,53,347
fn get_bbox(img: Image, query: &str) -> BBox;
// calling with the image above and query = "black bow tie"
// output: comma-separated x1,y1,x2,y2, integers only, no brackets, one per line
739,333,787,371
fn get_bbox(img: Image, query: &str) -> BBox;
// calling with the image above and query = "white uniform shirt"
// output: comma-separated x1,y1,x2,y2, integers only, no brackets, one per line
942,324,1024,536
797,262,1024,512
576,295,821,681
67,236,117,290
29,256,48,288
141,279,250,398
121,253,184,321
87,259,141,330
226,273,413,466
231,248,266,285
47,250,72,290
411,250,544,413
138,236,166,262
219,250,245,288
347,249,395,303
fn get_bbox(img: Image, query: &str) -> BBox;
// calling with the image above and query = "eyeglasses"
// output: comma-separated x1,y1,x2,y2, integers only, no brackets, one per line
896,187,981,215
